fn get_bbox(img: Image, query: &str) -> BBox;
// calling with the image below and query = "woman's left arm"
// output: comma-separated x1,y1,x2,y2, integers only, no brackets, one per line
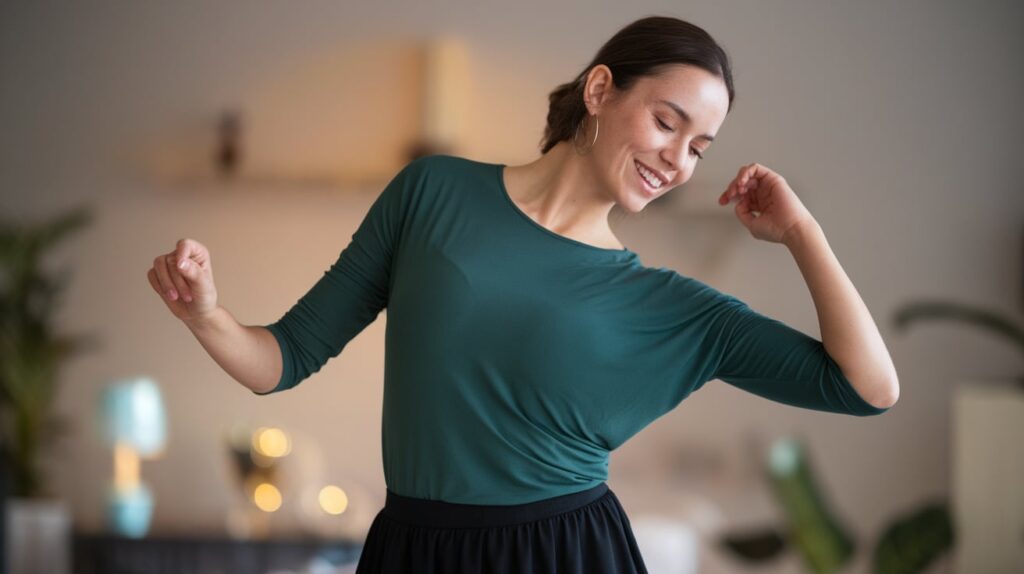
720,163,900,409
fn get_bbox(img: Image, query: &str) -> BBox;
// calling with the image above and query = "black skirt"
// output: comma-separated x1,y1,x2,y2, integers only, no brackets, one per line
354,482,649,573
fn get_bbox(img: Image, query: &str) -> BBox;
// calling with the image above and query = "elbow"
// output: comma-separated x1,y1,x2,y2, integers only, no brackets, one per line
870,376,900,410
884,382,900,409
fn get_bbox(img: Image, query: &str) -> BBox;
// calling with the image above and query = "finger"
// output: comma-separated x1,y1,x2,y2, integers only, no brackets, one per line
164,254,194,303
148,266,181,307
725,163,756,201
722,173,744,203
174,238,208,270
151,256,174,299
147,268,166,299
174,238,209,302
174,256,204,303
153,254,180,301
732,176,755,199
735,194,756,227
742,163,772,187
736,165,751,189
174,253,200,281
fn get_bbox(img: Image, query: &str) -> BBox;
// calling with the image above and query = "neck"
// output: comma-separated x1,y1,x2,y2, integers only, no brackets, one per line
505,141,623,250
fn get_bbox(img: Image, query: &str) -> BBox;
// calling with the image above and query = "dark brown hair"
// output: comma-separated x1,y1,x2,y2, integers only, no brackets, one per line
539,16,735,154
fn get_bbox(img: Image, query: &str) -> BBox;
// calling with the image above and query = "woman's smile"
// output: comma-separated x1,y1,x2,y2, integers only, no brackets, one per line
634,159,666,196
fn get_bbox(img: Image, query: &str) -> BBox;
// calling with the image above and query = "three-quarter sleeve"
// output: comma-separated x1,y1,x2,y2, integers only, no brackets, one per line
254,159,418,395
701,289,890,416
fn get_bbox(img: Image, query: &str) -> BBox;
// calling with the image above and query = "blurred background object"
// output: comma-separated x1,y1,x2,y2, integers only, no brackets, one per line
950,381,1023,573
224,424,288,539
100,375,167,538
1,205,96,574
890,250,1024,571
215,109,244,180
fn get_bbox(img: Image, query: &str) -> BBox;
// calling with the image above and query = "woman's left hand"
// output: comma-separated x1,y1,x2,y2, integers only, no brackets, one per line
718,163,816,244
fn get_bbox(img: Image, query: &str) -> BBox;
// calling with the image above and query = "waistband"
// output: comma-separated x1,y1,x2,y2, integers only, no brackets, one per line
381,482,610,529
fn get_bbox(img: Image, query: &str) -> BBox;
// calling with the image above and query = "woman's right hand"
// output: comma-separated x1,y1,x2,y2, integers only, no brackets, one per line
147,238,219,324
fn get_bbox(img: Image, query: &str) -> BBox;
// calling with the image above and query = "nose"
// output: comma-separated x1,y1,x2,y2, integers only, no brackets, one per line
659,147,686,180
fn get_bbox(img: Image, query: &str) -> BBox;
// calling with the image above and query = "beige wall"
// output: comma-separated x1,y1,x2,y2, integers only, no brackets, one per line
2,1,1021,570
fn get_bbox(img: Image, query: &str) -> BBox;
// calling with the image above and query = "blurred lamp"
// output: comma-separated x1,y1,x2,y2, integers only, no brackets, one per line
100,376,167,538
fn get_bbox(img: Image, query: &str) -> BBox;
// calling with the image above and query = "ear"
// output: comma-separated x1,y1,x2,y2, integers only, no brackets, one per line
582,64,615,115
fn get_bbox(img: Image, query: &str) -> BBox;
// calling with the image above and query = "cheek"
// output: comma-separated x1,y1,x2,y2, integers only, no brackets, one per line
679,165,695,184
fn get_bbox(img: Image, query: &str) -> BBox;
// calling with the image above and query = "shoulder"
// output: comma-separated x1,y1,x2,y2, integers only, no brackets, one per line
374,154,493,221
399,153,486,179
383,154,487,195
385,154,497,207
628,265,747,318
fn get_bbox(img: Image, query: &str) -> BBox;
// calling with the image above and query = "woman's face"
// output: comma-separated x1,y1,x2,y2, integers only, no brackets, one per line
582,63,730,212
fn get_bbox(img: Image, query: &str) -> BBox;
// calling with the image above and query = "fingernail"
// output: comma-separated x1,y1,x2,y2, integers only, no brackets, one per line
178,259,188,270
184,294,192,303
168,289,177,300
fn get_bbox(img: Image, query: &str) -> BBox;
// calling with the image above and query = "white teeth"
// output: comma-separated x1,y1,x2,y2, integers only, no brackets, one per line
635,161,664,188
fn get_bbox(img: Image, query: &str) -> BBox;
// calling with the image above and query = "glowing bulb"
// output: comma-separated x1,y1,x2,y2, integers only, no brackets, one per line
318,485,349,515
253,427,290,458
253,482,282,512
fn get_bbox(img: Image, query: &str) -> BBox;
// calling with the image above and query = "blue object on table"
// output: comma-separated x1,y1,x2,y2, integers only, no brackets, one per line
100,376,167,538
107,482,154,539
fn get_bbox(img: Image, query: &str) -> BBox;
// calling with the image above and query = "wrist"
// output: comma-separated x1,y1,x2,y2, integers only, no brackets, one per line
782,218,822,250
182,305,225,333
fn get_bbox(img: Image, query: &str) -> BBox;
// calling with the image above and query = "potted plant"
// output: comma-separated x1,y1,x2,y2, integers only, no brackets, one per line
891,300,1024,384
892,298,1024,571
0,205,97,574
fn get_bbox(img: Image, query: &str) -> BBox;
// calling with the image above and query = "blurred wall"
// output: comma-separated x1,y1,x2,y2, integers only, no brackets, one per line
1,0,1021,564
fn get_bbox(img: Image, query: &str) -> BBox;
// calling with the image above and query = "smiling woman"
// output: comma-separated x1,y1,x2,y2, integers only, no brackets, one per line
337,16,745,573
154,13,895,574
499,23,735,232
539,19,735,157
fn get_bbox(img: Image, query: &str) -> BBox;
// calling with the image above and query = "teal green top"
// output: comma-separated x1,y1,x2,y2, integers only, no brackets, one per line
258,154,889,505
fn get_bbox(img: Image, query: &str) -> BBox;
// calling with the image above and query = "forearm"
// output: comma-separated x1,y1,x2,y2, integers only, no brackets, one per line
182,305,282,394
783,219,899,408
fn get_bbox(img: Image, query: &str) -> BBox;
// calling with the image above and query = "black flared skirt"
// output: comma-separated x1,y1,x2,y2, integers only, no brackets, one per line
354,482,649,573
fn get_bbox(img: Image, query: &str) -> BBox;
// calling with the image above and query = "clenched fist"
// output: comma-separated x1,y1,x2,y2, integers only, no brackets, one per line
147,238,219,323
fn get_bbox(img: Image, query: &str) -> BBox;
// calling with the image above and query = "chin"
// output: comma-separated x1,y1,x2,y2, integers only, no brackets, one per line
617,193,652,214
620,168,671,212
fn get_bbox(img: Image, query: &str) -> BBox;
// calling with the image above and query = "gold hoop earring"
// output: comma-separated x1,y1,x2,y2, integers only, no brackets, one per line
573,115,599,156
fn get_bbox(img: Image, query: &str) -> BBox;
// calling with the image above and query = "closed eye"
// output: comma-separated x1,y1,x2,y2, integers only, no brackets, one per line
656,117,704,160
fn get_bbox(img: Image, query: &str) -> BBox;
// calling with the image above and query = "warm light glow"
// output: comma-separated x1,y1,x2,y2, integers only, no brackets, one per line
253,482,282,512
253,427,290,458
113,442,140,489
422,36,469,148
318,485,349,515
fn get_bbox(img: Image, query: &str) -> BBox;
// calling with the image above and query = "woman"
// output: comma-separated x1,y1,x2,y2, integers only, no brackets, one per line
147,15,899,574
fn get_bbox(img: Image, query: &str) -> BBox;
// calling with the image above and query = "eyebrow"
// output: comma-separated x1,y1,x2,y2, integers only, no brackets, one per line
657,99,715,142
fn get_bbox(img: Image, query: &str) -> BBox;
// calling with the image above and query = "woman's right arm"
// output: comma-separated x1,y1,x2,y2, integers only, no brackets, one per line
182,306,281,394
147,238,281,394
153,158,422,396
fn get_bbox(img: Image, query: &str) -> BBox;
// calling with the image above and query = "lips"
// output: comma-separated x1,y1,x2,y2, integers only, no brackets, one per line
634,159,667,192
635,164,662,197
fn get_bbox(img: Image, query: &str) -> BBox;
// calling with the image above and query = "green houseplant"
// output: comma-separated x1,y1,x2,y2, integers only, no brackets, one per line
0,205,98,498
891,300,1024,383
890,296,1024,572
